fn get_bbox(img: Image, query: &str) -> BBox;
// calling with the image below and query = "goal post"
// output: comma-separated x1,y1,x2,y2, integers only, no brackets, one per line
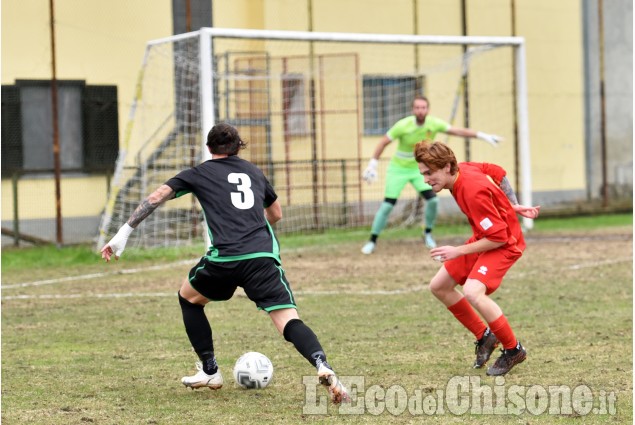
98,28,532,250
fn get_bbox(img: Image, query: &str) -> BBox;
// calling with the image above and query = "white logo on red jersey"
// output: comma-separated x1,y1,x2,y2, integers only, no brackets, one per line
480,217,493,230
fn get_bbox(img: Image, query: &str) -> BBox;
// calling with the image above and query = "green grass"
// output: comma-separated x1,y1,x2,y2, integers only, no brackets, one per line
1,213,632,424
0,243,202,272
530,212,632,232
2,213,631,271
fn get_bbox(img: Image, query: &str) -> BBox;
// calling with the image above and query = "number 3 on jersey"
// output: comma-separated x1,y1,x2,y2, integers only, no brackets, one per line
228,173,255,209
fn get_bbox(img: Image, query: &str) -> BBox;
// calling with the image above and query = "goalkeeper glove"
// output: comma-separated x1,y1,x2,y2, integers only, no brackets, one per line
362,158,379,184
105,223,134,260
476,131,503,147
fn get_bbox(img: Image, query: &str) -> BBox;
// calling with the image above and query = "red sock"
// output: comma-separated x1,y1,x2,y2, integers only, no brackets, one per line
488,315,517,350
447,298,487,340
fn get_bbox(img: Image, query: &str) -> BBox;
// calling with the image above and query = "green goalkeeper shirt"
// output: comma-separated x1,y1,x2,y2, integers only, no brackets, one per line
386,115,450,169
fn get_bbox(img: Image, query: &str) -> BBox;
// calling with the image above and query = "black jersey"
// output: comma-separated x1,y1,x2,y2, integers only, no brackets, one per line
165,155,280,262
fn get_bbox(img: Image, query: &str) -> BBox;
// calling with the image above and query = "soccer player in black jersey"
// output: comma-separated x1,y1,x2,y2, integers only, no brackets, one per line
101,123,349,403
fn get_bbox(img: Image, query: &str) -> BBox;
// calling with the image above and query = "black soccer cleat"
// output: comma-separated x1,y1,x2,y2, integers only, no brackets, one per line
486,342,527,376
473,329,499,369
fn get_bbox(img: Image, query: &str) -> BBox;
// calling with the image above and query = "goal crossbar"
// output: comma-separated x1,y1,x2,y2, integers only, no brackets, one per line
191,28,531,229
149,27,525,47
98,27,533,250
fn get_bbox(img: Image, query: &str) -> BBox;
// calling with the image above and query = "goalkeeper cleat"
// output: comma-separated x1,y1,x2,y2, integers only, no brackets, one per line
181,361,223,390
424,233,437,249
361,241,376,255
473,328,499,368
318,363,351,404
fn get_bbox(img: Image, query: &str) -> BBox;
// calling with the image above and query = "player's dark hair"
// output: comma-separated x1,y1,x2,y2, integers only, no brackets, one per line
413,94,429,107
206,122,247,156
414,141,458,175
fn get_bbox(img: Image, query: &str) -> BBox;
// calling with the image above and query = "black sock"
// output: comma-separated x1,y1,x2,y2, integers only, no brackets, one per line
370,234,378,243
283,319,328,368
200,351,218,375
425,228,432,234
506,341,522,355
178,291,216,373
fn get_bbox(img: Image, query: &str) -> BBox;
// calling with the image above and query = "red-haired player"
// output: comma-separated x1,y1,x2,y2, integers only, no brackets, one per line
414,141,540,376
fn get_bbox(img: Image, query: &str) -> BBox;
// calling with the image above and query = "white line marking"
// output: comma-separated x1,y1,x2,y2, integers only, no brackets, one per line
567,258,632,270
2,260,194,289
3,256,630,300
296,287,428,296
2,292,175,300
1,287,429,301
2,272,112,289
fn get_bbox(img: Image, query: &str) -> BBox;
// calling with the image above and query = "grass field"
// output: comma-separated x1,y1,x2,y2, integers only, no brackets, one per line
2,214,632,424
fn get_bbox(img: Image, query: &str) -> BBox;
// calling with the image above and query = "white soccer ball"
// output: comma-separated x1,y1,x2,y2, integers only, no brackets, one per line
233,352,274,389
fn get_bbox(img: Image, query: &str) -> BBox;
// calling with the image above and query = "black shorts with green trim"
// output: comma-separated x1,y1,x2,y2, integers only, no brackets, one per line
188,256,296,312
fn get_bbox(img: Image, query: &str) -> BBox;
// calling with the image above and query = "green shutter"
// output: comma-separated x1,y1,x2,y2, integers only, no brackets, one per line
1,85,23,176
83,85,119,172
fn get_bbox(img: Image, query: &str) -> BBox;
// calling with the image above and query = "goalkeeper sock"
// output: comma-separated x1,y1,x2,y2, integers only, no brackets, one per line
424,196,439,231
283,319,327,368
370,201,395,236
178,291,216,373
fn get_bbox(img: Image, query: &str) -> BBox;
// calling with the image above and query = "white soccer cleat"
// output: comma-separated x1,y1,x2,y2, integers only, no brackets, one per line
181,361,223,390
317,363,351,404
361,241,376,255
424,233,437,249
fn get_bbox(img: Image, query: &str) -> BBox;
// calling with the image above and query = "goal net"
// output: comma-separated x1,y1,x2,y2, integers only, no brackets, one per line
98,28,530,250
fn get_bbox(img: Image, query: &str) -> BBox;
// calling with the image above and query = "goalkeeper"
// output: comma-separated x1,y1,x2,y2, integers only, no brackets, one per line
361,95,501,254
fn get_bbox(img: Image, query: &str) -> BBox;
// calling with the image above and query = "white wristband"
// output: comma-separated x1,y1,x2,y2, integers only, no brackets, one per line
368,158,378,169
120,223,134,237
108,223,135,258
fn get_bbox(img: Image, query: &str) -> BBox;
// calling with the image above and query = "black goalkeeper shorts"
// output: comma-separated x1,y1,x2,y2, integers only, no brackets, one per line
187,256,296,312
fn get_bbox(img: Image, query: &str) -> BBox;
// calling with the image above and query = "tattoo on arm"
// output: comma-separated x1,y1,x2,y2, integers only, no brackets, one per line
500,177,519,205
128,185,175,227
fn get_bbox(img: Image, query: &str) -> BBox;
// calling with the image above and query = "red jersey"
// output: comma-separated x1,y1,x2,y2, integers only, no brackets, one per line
451,162,525,253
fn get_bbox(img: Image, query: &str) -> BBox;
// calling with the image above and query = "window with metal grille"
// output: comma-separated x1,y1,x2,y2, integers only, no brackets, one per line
362,75,423,135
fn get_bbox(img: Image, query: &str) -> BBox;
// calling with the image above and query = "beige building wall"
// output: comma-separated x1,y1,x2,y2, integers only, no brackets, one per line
1,0,174,220
515,0,586,192
1,0,588,233
212,0,586,197
2,0,172,126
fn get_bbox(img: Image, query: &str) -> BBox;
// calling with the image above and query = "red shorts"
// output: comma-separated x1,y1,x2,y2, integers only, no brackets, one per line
443,244,522,295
